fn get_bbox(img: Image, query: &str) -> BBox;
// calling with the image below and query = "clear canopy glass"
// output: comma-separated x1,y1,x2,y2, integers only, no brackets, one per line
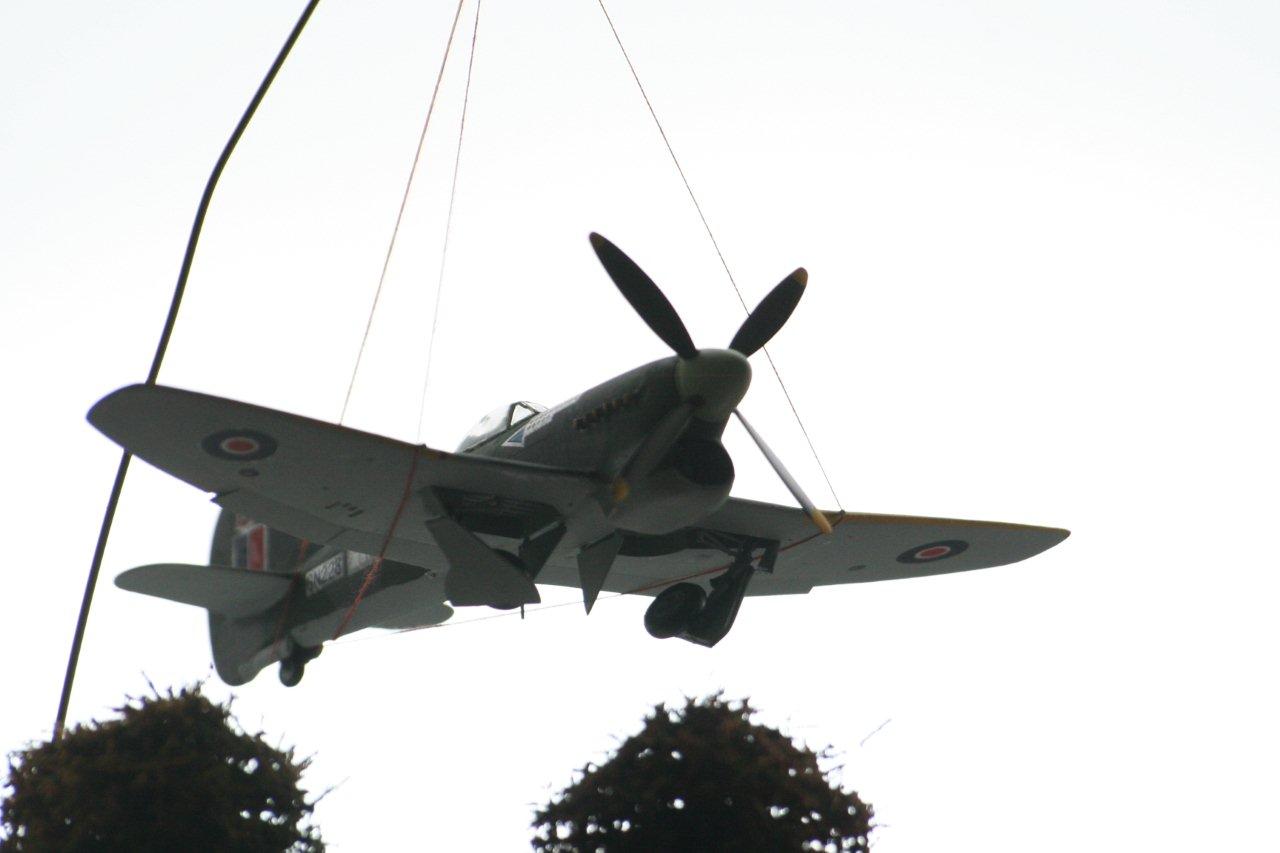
457,401,546,451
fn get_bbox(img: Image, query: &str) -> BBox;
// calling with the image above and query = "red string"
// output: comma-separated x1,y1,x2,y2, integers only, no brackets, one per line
270,537,311,659
332,447,423,639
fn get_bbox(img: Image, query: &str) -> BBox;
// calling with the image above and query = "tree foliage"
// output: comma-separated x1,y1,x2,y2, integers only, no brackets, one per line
532,694,873,852
2,686,322,852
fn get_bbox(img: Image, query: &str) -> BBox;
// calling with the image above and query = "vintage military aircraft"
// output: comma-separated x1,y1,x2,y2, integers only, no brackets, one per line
90,233,1068,687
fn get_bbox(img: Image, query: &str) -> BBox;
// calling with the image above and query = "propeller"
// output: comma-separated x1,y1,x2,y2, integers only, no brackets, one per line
588,232,830,534
589,233,697,358
589,232,807,361
728,268,807,356
733,409,833,535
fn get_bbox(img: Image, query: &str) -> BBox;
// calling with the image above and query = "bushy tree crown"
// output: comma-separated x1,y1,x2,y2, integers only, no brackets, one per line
533,693,873,852
2,686,322,852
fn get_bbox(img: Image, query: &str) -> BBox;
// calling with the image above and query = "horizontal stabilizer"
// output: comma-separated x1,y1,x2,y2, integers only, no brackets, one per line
116,564,293,617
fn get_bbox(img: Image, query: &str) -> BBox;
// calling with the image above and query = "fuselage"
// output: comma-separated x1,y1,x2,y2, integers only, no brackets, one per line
207,350,755,683
461,352,750,535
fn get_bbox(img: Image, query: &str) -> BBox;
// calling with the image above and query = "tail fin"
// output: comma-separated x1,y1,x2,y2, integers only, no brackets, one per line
212,508,316,573
208,612,278,686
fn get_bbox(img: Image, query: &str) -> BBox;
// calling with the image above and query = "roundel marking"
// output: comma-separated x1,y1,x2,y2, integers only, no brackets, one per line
202,429,278,462
896,539,969,564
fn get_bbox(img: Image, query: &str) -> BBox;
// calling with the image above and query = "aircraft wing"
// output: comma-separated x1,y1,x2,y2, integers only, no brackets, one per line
89,384,602,568
90,385,1066,603
534,498,1069,597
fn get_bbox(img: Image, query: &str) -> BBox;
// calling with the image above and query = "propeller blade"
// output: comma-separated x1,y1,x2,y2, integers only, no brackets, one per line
612,402,696,506
733,408,832,534
624,403,695,483
589,233,698,359
728,268,808,356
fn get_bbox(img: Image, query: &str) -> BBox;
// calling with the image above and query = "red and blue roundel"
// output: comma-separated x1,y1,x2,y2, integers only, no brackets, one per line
202,429,278,462
897,539,969,564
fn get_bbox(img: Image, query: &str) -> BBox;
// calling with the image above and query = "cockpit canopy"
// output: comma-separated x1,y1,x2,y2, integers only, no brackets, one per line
457,401,546,452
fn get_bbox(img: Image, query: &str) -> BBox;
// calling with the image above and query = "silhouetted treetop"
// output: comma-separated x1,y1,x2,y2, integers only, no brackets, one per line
2,685,322,852
533,693,872,852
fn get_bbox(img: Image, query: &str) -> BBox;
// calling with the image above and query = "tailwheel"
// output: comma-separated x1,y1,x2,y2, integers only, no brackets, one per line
279,660,305,687
278,643,321,687
644,582,706,639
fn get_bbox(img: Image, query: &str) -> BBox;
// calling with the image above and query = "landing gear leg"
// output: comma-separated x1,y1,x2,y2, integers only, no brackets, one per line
683,558,754,648
278,643,322,687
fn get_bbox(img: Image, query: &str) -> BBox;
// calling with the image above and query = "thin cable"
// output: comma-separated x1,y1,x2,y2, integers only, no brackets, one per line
594,0,744,312
54,0,323,739
417,0,483,441
594,0,843,509
754,352,844,509
341,0,469,424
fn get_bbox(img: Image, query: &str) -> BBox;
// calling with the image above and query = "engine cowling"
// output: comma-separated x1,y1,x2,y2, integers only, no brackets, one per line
612,436,734,535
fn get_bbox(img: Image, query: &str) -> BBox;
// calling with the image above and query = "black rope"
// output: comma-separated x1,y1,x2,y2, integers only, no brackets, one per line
594,0,844,510
54,0,323,739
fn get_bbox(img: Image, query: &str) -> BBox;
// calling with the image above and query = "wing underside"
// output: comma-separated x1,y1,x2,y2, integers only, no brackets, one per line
533,499,1069,597
91,384,1066,604
89,384,602,570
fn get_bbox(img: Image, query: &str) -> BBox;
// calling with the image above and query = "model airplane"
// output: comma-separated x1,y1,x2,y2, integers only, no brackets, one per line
89,233,1068,686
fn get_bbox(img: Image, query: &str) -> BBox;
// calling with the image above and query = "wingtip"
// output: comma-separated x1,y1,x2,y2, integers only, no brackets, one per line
793,267,808,286
86,383,147,427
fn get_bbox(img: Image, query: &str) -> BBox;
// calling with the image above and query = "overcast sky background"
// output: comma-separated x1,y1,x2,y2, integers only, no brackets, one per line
3,1,1278,849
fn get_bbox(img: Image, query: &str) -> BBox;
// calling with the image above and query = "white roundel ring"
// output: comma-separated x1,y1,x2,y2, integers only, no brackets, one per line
896,539,969,564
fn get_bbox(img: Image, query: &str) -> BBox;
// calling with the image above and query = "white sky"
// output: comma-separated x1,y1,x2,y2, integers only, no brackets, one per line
3,1,1278,849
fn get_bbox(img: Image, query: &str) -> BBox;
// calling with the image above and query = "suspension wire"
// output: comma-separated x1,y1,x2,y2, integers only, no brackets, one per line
340,0,469,424
53,0,323,739
593,0,843,510
417,0,483,441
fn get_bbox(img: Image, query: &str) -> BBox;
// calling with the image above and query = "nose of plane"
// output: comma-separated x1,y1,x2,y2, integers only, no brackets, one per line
675,348,752,420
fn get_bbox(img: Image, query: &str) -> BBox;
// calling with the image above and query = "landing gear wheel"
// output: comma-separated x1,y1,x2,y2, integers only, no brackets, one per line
278,643,320,687
644,582,706,639
279,660,304,687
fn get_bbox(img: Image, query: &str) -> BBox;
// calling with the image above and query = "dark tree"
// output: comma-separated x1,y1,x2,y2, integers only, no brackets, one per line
532,694,873,852
2,686,322,852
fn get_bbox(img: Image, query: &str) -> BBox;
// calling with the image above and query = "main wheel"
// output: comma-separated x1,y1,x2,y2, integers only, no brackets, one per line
279,660,304,687
644,582,706,639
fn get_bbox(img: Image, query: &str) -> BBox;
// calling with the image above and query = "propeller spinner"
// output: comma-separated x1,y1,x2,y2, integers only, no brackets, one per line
588,232,831,534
